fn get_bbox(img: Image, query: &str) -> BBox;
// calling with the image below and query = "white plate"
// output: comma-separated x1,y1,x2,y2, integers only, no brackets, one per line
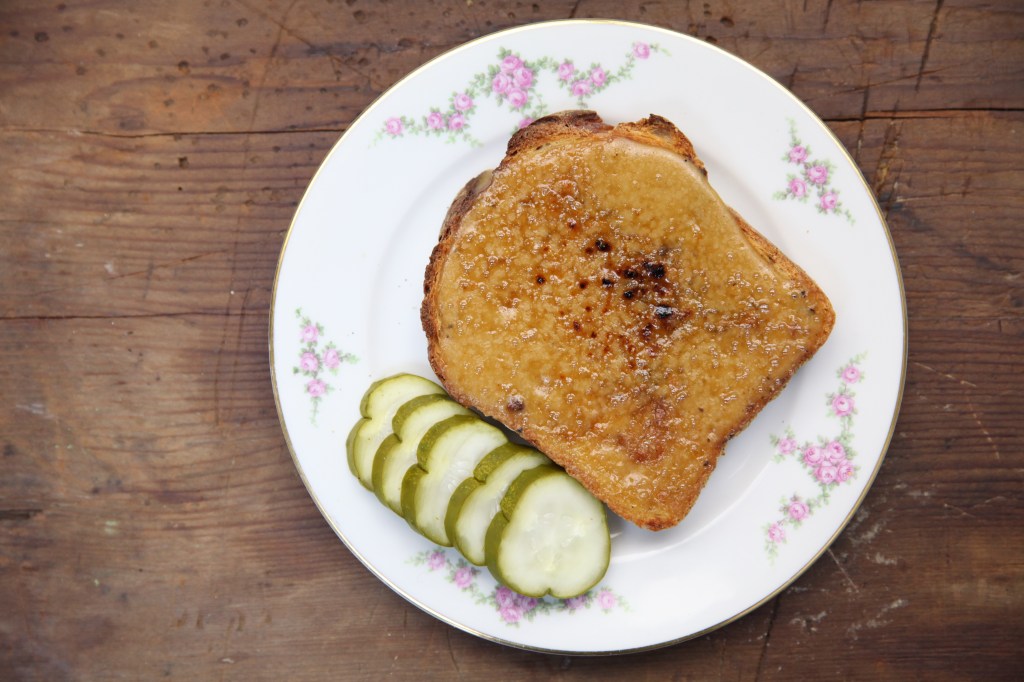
270,20,906,654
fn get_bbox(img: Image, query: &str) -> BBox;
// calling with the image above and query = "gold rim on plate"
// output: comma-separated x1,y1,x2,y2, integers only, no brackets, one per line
268,18,908,655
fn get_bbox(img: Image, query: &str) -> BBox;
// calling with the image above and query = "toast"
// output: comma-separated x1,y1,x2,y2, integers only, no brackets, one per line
421,111,835,531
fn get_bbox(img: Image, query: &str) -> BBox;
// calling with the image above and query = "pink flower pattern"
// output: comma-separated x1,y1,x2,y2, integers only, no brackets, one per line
788,500,810,521
788,177,807,198
766,354,866,559
506,87,528,109
802,445,824,467
292,308,357,424
299,351,319,372
501,55,522,72
427,550,446,570
819,191,839,212
322,347,342,370
571,79,592,97
454,566,474,589
384,117,403,137
306,378,326,398
815,464,838,484
447,113,466,130
596,589,617,610
376,42,666,145
491,72,512,94
500,603,524,623
806,164,829,185
832,394,855,417
426,111,445,129
512,66,533,89
774,119,855,223
836,460,855,482
409,548,627,625
825,440,846,462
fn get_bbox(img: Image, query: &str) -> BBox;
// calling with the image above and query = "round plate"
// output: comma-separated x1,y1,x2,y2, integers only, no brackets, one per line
270,20,906,654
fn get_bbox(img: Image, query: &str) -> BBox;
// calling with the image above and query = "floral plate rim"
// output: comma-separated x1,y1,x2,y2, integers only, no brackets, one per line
268,19,908,655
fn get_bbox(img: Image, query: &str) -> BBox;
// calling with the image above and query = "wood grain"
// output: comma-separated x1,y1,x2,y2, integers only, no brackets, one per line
1,0,1022,679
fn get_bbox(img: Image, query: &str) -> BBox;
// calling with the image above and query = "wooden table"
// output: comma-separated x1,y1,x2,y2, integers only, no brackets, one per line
2,1,1021,678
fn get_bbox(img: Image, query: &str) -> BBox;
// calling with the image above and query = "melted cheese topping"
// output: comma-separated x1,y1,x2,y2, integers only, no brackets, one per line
430,136,827,528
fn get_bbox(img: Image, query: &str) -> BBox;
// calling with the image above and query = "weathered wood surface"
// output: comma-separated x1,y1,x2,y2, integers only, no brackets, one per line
1,1,1022,679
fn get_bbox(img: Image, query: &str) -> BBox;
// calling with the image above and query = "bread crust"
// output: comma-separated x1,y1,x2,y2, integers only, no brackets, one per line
422,111,834,530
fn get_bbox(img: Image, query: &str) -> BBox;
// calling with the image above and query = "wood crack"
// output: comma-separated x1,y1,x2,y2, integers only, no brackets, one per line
234,0,369,87
871,117,905,215
753,597,782,681
5,107,1020,143
3,107,1021,143
828,548,861,593
0,311,261,322
0,509,43,521
825,106,1024,123
0,126,350,139
916,0,946,91
786,61,800,91
853,81,871,165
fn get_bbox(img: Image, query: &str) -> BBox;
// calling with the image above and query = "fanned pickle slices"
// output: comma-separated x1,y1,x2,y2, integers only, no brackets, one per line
345,374,611,598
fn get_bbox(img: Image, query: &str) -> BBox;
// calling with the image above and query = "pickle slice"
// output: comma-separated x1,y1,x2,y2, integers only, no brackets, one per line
484,465,610,598
346,374,444,490
445,444,549,565
372,394,470,514
401,415,507,545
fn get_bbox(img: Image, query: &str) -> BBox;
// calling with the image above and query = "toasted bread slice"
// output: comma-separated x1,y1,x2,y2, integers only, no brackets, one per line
421,111,834,531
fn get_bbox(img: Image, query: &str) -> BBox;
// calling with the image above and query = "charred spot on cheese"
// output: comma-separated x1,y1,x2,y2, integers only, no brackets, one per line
644,262,666,279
